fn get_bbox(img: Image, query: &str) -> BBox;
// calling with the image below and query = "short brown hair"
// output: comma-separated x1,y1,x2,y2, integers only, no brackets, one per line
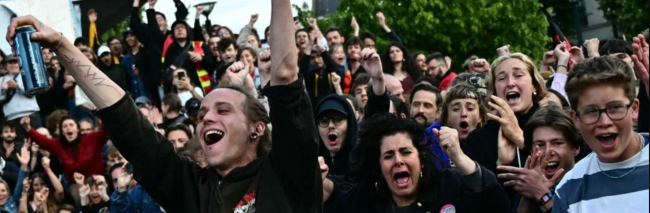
565,56,636,111
489,53,547,102
162,93,183,113
351,73,370,96
440,84,488,127
524,103,583,149
107,144,121,159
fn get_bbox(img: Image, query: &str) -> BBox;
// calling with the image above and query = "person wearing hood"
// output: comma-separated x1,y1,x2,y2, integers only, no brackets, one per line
316,94,358,176
97,45,131,93
160,19,215,96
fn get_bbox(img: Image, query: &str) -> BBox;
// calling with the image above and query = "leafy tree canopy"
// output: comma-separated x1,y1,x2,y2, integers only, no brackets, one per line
597,0,649,36
297,0,550,70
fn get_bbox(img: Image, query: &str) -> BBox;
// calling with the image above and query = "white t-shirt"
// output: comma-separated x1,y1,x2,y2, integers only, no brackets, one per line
177,87,204,106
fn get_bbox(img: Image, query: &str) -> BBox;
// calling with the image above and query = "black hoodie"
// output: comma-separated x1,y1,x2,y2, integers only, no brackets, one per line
97,76,322,213
161,20,215,94
316,94,358,176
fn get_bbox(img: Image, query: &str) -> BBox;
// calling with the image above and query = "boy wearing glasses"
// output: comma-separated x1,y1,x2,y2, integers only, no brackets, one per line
554,56,649,212
315,94,358,176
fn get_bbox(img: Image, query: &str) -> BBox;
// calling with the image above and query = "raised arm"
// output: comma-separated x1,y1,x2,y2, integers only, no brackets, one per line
42,157,65,202
270,0,298,86
377,12,402,44
7,15,195,213
193,7,204,42
264,0,320,210
130,0,149,43
21,117,58,153
237,14,261,53
12,145,30,203
146,0,166,48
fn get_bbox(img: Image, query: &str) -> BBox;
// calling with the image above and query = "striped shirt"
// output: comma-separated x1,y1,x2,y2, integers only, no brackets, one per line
553,135,649,213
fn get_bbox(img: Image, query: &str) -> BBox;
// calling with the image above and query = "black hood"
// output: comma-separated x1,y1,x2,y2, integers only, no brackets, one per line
315,94,358,175
170,20,193,43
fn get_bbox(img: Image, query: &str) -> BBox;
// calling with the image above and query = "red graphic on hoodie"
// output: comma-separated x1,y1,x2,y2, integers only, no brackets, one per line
234,191,257,213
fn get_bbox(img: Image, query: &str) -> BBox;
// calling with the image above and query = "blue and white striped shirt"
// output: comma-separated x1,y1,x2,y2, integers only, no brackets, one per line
553,135,649,213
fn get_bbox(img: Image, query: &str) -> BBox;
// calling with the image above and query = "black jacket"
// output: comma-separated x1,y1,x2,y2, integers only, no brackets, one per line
324,164,510,213
129,8,159,90
461,103,540,204
98,62,131,93
97,76,322,213
160,20,215,94
299,50,339,107
315,94,357,176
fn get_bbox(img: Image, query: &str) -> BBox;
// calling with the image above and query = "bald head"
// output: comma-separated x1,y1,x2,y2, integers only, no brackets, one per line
384,74,404,101
36,127,51,138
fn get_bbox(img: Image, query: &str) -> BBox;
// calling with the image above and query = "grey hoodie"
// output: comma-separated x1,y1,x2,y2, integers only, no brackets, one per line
0,73,40,120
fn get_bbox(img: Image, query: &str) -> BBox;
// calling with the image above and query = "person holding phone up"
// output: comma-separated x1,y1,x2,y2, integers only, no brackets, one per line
171,68,204,105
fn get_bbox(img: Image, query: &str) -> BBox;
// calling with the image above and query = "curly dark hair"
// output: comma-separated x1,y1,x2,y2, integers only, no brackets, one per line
350,112,438,200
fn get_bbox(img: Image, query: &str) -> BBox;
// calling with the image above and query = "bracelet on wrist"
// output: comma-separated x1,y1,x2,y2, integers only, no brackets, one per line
51,32,64,52
557,65,568,70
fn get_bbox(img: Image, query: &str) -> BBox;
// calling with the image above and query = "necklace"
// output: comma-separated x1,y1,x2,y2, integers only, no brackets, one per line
597,134,645,179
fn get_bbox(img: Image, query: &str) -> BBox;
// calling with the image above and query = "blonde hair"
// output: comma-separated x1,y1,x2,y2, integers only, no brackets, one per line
488,53,547,102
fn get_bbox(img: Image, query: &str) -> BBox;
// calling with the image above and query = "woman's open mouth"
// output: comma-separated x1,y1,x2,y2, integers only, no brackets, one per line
505,92,521,105
393,171,411,188
459,121,469,131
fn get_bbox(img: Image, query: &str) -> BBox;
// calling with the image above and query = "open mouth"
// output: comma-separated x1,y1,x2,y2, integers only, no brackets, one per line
327,133,338,146
545,161,559,178
204,130,224,146
596,133,618,150
65,132,74,137
393,171,411,188
505,92,521,104
459,121,469,131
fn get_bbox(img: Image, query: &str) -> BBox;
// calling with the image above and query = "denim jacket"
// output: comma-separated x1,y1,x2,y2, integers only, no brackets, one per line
0,168,26,213
110,185,164,213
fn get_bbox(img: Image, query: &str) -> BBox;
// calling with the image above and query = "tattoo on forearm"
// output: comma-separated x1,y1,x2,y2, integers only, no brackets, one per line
61,54,118,92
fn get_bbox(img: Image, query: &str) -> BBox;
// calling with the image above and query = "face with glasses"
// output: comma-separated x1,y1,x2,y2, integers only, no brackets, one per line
174,24,188,40
317,111,348,156
571,84,639,163
108,39,122,55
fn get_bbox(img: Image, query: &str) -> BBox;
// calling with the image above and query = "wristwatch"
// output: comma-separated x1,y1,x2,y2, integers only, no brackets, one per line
538,189,555,206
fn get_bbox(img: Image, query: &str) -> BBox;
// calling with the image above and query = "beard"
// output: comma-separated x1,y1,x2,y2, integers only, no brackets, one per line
2,137,14,143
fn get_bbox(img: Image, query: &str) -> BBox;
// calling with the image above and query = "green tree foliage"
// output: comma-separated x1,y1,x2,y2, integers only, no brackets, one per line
297,0,549,70
597,0,649,36
100,18,130,43
99,7,145,44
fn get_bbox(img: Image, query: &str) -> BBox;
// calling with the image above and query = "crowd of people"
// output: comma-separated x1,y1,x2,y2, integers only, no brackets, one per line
0,0,647,212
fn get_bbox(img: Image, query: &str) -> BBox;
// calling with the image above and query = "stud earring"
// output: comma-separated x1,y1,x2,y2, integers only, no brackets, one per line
250,133,258,140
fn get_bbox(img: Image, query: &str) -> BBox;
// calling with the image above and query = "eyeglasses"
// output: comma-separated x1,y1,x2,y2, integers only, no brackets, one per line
576,102,632,125
318,115,346,128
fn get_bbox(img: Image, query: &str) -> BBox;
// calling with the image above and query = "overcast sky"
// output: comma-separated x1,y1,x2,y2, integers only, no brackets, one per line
146,0,311,40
